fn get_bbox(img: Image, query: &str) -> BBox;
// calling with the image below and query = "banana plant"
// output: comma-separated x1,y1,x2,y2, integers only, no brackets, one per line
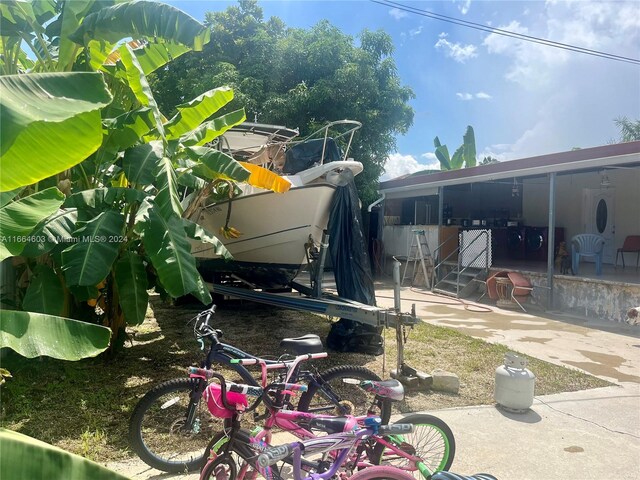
434,125,477,170
0,0,291,349
1,428,128,480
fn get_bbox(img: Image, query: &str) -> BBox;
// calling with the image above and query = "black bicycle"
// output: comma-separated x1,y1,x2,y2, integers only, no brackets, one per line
128,305,391,473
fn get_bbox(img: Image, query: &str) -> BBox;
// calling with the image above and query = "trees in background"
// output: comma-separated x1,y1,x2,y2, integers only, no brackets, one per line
150,0,415,204
614,116,640,142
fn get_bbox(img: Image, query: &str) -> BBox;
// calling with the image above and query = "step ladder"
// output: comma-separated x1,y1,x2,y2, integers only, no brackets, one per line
402,229,433,288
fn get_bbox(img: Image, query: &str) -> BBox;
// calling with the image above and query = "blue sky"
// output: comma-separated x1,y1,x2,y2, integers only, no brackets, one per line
169,1,640,180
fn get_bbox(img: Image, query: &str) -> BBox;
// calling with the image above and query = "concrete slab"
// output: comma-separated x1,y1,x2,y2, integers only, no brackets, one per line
412,383,640,480
372,283,640,384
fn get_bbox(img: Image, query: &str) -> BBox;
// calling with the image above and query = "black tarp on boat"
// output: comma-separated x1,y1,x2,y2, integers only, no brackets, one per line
325,170,383,355
283,138,342,174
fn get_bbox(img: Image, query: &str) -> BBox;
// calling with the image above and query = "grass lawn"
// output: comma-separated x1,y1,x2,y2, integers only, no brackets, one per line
0,295,611,463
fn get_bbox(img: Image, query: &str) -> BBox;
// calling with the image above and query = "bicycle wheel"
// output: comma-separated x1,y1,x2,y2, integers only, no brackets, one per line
348,465,418,480
202,429,263,480
297,365,391,424
200,454,238,480
370,414,455,478
129,378,224,473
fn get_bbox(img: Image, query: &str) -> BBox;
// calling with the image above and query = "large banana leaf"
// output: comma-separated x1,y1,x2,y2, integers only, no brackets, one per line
154,156,183,219
238,162,292,193
141,207,198,298
61,210,125,286
69,1,210,51
0,187,65,260
63,188,148,211
0,310,110,360
103,39,191,76
0,72,112,191
179,109,246,147
186,147,250,183
189,274,212,306
0,187,24,208
118,43,165,140
115,252,148,325
0,0,56,38
102,107,155,155
55,0,113,72
462,125,477,168
182,218,231,260
450,145,464,170
122,141,163,186
165,87,234,140
0,429,128,480
21,208,78,258
433,136,451,171
22,265,66,316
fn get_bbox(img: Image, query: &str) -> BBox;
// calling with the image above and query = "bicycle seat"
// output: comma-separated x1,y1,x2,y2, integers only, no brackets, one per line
431,472,497,480
308,416,357,434
280,334,324,354
360,379,404,401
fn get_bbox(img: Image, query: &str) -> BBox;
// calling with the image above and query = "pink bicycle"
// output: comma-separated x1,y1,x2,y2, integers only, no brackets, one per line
193,354,455,480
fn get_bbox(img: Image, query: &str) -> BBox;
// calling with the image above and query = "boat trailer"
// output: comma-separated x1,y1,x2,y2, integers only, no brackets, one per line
208,256,428,389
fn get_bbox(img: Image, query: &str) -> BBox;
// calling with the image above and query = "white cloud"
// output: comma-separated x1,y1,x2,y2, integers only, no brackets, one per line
435,33,478,63
483,3,640,88
421,152,439,164
409,26,423,37
458,0,472,15
381,153,439,181
456,92,492,100
456,92,473,101
388,8,408,20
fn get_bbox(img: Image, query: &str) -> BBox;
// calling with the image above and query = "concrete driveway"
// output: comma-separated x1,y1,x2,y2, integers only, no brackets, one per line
375,283,640,480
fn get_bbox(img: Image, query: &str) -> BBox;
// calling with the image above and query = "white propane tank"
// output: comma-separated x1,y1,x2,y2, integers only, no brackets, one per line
494,352,535,413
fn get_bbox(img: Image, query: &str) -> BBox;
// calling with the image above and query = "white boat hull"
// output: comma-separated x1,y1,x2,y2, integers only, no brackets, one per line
190,183,337,287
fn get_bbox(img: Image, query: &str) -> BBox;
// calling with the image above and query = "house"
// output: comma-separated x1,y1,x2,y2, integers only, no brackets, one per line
372,141,640,323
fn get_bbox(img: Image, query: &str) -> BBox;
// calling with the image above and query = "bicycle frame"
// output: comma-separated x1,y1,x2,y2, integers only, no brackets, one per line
254,422,417,480
203,356,426,480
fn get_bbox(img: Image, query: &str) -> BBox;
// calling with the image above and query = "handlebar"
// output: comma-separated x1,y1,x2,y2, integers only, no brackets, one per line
257,443,297,468
192,305,223,349
188,367,307,398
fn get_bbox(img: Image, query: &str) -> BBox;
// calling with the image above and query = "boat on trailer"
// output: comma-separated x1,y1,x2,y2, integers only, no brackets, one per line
188,120,363,288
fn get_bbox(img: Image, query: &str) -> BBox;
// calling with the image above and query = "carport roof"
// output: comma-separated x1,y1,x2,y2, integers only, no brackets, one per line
379,140,640,195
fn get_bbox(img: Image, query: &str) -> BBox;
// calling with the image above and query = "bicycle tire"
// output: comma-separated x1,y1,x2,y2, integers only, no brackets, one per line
129,377,224,473
348,465,419,480
297,365,392,425
370,413,455,478
201,429,263,480
200,453,239,480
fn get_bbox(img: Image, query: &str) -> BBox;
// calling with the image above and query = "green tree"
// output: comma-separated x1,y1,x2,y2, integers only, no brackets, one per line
614,116,640,142
150,0,415,204
433,125,477,170
480,156,499,165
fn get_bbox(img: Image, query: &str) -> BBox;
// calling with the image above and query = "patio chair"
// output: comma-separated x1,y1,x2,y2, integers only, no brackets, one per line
484,271,533,312
571,234,605,276
615,235,640,269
